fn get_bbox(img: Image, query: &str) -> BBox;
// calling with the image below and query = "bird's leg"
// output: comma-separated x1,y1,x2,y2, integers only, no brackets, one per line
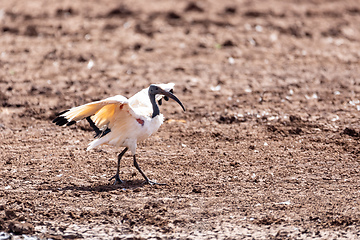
109,147,128,185
133,155,166,185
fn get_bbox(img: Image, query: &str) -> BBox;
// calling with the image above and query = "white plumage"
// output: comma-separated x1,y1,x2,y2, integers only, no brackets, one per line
53,83,185,185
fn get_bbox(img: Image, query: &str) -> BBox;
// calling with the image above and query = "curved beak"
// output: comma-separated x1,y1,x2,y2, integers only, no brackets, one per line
159,89,186,111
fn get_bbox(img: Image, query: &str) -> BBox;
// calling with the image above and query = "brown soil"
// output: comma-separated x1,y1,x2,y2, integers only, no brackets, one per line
1,0,360,239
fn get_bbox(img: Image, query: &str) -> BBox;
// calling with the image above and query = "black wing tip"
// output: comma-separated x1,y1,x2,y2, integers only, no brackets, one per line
66,121,76,126
53,110,76,127
53,116,69,126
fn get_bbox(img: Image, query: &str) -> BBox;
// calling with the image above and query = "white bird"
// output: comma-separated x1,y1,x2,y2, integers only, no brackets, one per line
53,83,185,185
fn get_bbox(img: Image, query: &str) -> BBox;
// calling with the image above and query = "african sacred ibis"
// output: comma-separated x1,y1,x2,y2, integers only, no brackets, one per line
53,83,185,185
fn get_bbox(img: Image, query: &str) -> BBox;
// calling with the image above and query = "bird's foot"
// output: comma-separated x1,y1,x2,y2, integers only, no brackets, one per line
109,174,123,185
144,179,166,186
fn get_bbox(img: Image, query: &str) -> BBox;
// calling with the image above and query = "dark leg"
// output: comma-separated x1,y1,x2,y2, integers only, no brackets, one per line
109,147,128,184
133,155,166,185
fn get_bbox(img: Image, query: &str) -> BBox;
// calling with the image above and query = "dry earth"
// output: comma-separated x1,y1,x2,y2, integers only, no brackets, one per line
1,0,360,239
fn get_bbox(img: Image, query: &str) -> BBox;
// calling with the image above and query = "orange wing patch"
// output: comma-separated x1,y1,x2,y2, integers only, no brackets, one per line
92,104,116,127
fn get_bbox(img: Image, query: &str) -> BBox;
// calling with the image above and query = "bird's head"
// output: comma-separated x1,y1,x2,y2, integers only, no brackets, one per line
148,84,185,112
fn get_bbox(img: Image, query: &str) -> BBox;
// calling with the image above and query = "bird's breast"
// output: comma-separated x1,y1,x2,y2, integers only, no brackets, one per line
137,114,163,142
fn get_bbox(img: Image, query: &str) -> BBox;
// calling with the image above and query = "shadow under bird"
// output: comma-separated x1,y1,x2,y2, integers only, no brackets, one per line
53,83,185,185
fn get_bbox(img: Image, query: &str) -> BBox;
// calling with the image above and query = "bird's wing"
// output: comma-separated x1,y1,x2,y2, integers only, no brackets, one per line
53,95,141,131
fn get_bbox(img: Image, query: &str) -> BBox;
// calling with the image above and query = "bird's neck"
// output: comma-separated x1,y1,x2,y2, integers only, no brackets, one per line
149,94,160,118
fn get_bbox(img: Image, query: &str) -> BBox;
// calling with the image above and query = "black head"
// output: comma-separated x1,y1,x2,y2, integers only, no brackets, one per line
148,84,185,111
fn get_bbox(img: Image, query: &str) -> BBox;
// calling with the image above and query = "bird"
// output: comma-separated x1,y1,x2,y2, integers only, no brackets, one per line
52,83,185,185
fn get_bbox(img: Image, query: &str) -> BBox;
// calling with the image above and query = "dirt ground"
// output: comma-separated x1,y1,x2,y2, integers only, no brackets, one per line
1,0,360,239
